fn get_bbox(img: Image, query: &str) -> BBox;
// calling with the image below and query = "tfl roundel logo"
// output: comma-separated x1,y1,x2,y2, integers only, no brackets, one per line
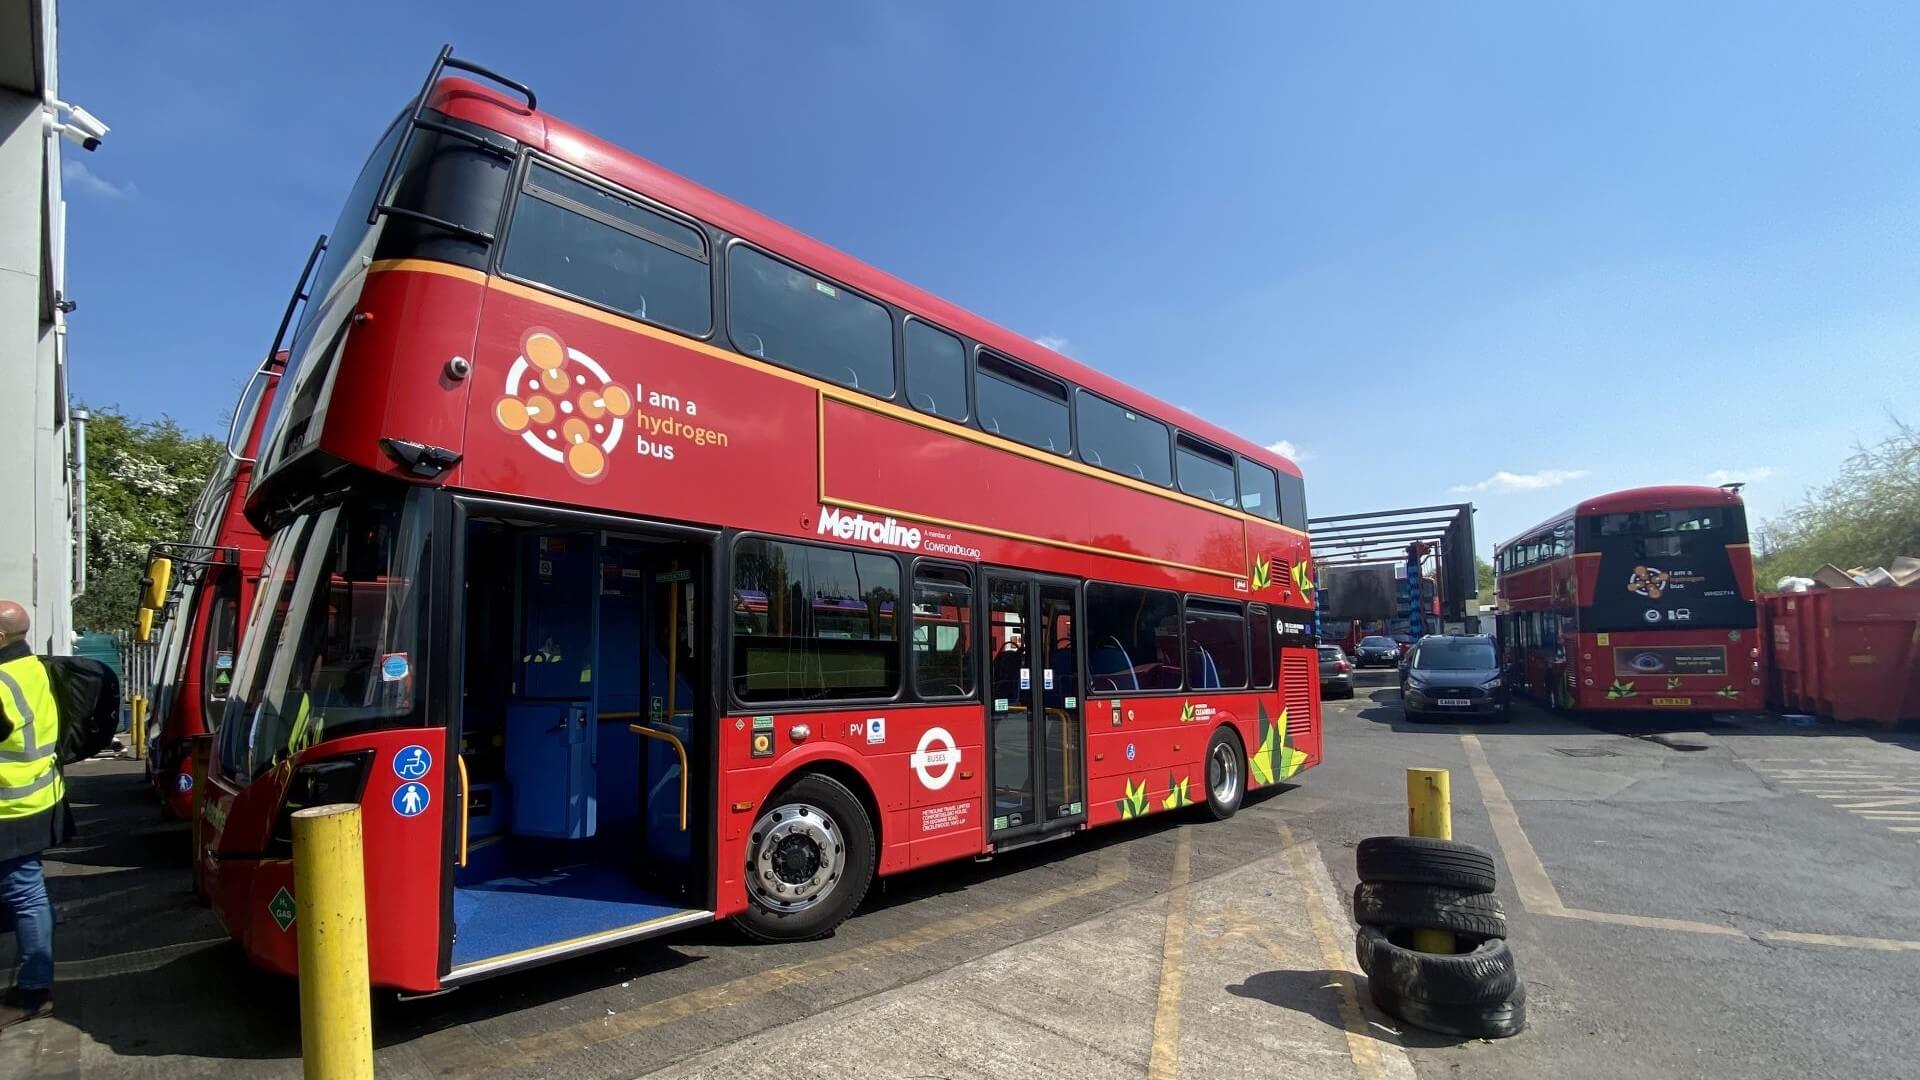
493,329,633,482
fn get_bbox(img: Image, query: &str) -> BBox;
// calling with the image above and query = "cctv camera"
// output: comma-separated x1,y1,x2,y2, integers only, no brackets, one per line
59,125,100,152
46,102,108,151
66,105,109,141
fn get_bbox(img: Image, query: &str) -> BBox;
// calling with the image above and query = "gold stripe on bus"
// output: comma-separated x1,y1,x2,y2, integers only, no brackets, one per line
814,391,1241,578
364,259,1308,539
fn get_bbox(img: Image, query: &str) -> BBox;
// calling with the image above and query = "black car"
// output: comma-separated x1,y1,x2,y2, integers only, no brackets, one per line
1354,636,1401,668
1398,634,1509,722
1318,645,1354,699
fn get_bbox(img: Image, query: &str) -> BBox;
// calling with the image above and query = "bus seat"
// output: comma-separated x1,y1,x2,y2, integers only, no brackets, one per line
1046,641,1075,707
1090,639,1139,693
1190,645,1220,689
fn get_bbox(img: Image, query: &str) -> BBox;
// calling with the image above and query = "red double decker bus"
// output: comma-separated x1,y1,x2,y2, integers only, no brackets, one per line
137,343,293,817
1493,485,1763,712
201,48,1319,991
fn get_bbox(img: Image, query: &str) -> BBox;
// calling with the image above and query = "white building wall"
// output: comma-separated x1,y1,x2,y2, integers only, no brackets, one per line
0,0,74,653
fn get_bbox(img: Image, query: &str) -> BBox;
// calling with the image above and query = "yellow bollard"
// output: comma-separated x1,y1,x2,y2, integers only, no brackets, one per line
1406,767,1456,954
130,696,147,760
292,804,374,1080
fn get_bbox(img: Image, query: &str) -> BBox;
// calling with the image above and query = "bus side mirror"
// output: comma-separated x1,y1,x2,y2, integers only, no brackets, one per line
141,557,174,610
136,606,155,643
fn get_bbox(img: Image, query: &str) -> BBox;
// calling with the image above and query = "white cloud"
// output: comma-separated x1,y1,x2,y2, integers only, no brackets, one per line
1450,468,1589,494
1705,466,1774,484
1033,335,1072,354
62,158,136,199
1265,439,1311,462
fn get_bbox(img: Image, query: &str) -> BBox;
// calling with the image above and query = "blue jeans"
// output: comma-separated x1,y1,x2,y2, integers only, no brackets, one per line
0,855,52,992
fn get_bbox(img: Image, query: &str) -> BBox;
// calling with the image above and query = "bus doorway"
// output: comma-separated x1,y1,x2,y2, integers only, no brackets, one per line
449,509,714,981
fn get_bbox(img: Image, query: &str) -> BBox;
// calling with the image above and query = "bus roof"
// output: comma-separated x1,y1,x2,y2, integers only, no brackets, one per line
428,77,1301,480
1497,484,1746,551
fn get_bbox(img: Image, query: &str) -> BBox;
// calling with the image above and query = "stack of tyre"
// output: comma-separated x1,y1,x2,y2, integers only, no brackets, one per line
1352,836,1526,1039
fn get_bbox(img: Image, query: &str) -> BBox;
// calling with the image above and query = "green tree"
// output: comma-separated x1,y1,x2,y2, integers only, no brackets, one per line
1476,556,1496,600
1754,418,1919,586
74,406,222,632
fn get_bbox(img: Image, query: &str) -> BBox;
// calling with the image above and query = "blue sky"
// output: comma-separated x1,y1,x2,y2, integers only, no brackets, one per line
58,2,1918,556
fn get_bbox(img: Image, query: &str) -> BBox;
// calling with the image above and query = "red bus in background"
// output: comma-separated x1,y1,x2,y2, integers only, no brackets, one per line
140,350,287,817
201,48,1319,992
1494,485,1763,713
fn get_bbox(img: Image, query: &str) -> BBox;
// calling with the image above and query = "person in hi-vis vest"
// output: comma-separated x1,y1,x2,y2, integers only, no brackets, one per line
0,599,58,1028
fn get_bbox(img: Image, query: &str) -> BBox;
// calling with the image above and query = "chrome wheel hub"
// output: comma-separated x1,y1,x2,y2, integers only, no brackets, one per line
1209,742,1240,805
748,802,841,912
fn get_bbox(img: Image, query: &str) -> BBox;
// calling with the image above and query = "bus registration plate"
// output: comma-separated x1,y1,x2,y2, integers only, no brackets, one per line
1651,697,1692,706
1437,698,1471,707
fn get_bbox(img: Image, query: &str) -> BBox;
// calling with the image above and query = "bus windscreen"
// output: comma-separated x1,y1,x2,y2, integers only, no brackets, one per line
1577,506,1753,631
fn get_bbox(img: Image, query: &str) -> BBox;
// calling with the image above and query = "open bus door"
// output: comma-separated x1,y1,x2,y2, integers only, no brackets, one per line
440,499,715,984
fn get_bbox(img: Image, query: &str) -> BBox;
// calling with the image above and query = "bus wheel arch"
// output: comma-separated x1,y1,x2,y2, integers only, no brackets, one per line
1204,723,1247,820
736,765,878,943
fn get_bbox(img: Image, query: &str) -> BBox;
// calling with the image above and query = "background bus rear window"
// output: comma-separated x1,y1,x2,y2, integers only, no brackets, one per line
729,247,894,395
503,163,712,336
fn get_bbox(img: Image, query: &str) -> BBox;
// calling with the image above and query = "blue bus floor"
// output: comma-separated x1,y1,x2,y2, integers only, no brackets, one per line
451,855,694,968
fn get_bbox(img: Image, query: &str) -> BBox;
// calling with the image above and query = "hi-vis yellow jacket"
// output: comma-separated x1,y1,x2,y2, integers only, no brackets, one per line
0,652,64,820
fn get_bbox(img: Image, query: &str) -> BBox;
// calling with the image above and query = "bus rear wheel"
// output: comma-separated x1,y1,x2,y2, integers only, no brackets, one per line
1204,728,1245,820
736,773,875,943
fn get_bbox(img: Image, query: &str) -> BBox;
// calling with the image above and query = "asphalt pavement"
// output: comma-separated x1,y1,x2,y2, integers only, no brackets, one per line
4,674,1917,1079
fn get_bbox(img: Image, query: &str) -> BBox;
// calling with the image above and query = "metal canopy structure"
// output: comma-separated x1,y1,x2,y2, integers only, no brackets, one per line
1309,502,1478,620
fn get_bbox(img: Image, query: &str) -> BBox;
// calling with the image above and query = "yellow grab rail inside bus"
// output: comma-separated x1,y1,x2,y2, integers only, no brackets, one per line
456,756,470,867
602,713,689,832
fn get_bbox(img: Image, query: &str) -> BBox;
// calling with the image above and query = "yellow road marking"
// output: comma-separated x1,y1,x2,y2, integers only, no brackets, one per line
1146,829,1192,1080
1459,733,1566,913
1279,820,1413,1080
1462,733,1920,952
413,848,1130,1075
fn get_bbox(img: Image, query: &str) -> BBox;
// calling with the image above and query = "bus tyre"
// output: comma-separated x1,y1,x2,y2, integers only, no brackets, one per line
1203,728,1245,820
737,773,875,944
1352,882,1508,939
1355,924,1518,1005
1355,836,1498,894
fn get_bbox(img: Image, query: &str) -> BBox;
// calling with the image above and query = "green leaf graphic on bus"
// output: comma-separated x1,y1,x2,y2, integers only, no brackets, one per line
1291,560,1315,596
1251,557,1272,591
1716,685,1741,699
1606,679,1638,700
1180,701,1198,724
1117,778,1152,820
1162,773,1193,811
1666,676,1684,690
1250,703,1307,787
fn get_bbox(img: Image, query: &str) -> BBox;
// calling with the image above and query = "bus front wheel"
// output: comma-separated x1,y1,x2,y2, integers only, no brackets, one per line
737,772,875,943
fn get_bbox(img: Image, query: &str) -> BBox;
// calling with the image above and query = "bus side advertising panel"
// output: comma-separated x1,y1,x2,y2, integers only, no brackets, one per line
459,285,819,537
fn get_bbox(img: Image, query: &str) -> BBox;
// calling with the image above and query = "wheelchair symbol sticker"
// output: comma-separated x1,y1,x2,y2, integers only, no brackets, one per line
393,745,433,781
393,782,431,818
